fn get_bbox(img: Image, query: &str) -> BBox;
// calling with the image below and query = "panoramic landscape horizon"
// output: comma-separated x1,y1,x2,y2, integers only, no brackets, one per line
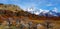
0,0,60,29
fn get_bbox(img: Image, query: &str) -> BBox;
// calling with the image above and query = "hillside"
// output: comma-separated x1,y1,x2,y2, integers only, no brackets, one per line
0,4,60,29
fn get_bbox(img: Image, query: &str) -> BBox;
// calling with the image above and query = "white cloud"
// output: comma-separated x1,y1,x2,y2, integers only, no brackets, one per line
39,9,44,12
52,7,58,12
39,9,49,13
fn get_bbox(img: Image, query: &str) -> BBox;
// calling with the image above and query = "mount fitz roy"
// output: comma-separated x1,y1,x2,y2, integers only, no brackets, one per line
25,7,60,17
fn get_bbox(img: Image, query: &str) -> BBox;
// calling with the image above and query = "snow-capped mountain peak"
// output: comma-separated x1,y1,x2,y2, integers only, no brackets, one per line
25,7,60,17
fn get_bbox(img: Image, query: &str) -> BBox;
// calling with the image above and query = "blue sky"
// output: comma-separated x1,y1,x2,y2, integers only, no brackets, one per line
0,0,60,12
